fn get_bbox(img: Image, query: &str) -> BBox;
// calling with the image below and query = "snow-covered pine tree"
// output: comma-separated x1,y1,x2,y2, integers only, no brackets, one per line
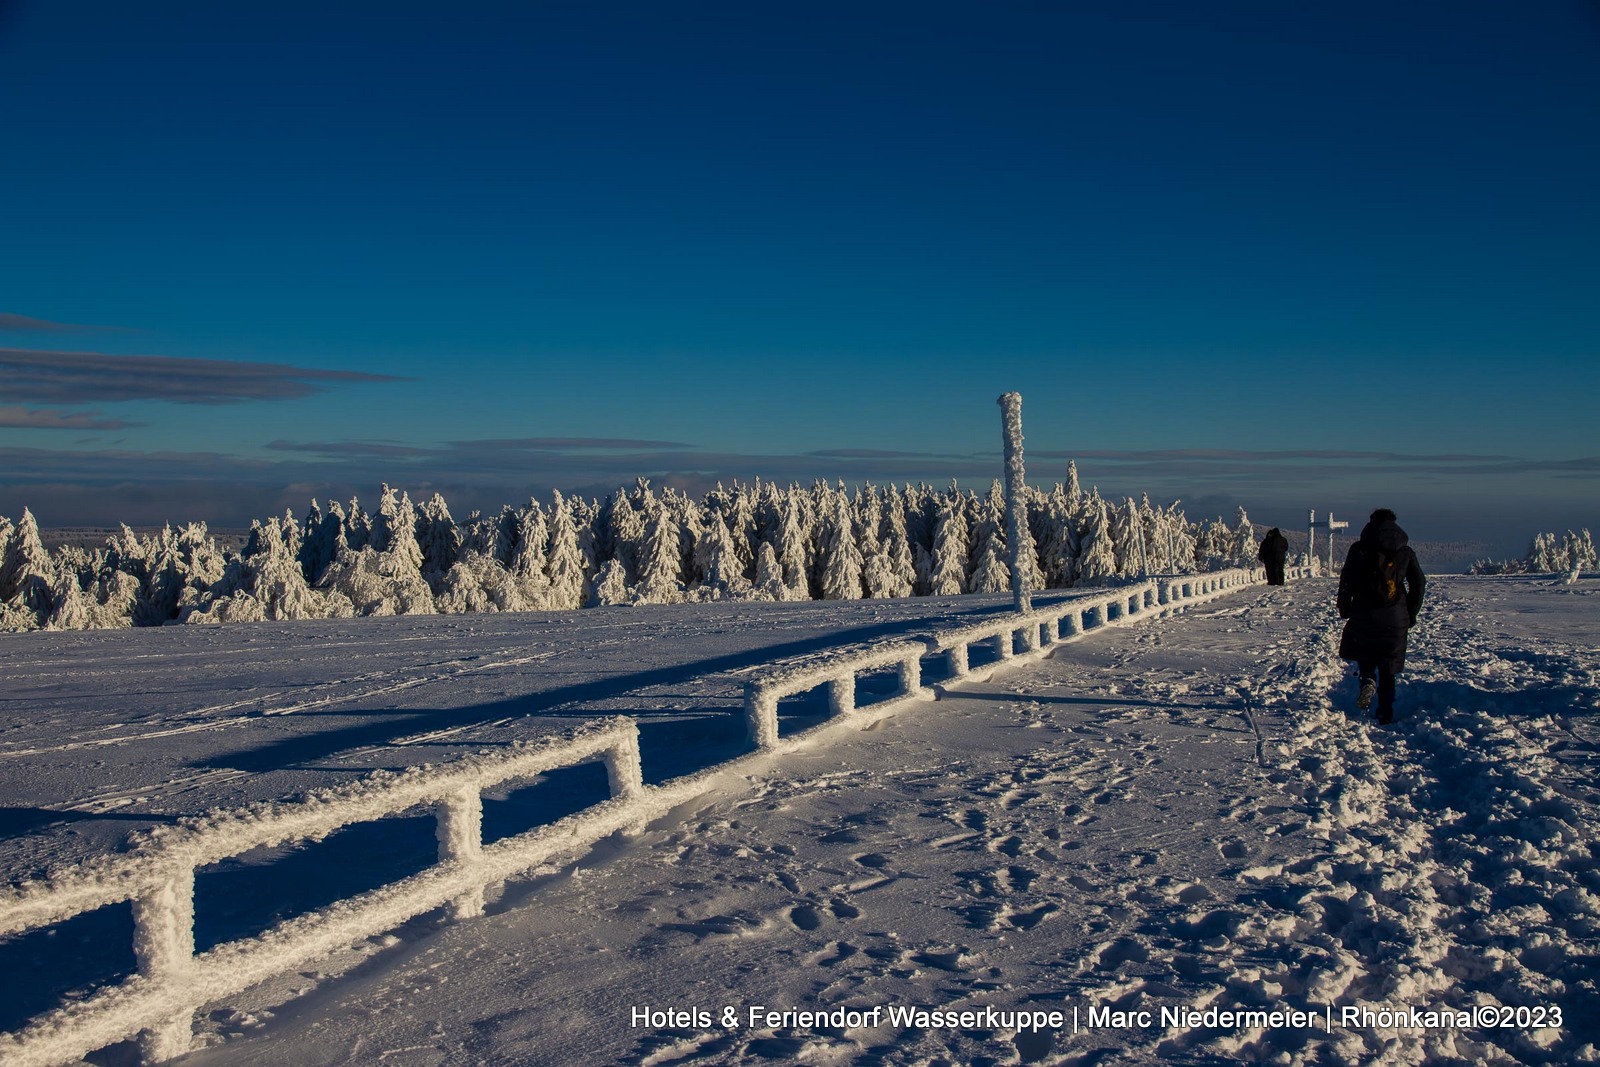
858,487,897,598
1159,502,1197,575
1554,529,1596,574
416,493,462,594
776,489,811,600
929,496,969,596
247,519,335,619
0,507,56,627
590,559,631,606
488,504,519,567
666,488,702,587
318,487,436,616
569,494,600,588
967,530,1011,594
45,554,96,631
967,482,1004,576
1076,495,1118,583
605,490,646,583
819,495,864,600
299,500,348,585
344,496,371,551
1526,532,1552,572
692,511,749,598
1039,483,1080,587
634,506,684,604
508,499,552,608
1063,460,1082,509
878,489,917,598
546,490,588,610
724,482,758,581
752,539,788,600
1227,507,1254,568
1013,492,1045,594
1194,517,1229,571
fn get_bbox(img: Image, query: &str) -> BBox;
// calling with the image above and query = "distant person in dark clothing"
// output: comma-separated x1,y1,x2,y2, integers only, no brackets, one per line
1337,509,1426,724
1258,527,1289,585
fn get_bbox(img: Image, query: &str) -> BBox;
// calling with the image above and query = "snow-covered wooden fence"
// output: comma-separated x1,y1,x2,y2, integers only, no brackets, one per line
743,638,931,749
2,564,1293,1066
0,718,643,1067
744,567,1277,749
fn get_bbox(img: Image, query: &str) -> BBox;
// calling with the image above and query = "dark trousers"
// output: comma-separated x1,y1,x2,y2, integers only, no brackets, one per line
1265,561,1286,585
1358,659,1397,716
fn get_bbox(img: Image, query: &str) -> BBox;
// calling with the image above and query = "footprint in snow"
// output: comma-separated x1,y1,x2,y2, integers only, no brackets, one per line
1090,936,1151,969
1216,839,1250,860
813,940,859,967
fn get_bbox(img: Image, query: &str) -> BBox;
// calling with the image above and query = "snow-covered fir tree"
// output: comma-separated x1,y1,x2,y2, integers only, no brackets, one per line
1076,495,1118,583
0,507,56,627
1229,507,1255,568
775,492,811,601
633,506,684,604
928,496,969,596
819,495,864,601
604,490,646,583
692,511,749,598
546,490,588,610
586,559,627,606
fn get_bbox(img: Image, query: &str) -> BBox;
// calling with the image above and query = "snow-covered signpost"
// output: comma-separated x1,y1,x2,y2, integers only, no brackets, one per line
1308,509,1350,573
998,392,1032,613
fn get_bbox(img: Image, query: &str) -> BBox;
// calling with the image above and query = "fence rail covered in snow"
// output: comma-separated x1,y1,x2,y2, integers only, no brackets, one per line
2,566,1293,1066
742,567,1283,749
0,718,644,1067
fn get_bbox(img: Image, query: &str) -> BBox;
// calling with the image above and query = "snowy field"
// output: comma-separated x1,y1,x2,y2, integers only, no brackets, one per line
3,576,1598,1065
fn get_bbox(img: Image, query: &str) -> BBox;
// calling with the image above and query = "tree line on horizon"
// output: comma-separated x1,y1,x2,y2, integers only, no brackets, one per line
0,463,1269,633
1468,529,1597,577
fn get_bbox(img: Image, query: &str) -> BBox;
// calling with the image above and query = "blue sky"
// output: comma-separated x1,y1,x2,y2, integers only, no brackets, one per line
2,1,1597,553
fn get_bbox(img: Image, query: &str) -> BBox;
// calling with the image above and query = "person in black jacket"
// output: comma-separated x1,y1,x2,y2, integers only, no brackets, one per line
1337,508,1426,724
1257,527,1289,585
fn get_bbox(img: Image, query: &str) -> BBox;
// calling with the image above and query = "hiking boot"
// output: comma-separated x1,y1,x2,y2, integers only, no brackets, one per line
1357,679,1377,710
1376,708,1394,725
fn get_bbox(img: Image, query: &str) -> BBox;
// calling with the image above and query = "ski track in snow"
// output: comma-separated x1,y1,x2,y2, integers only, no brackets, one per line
156,578,1600,1067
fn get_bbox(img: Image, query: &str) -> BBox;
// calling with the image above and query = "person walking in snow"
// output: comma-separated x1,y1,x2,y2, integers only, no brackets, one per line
1257,527,1289,586
1337,508,1426,724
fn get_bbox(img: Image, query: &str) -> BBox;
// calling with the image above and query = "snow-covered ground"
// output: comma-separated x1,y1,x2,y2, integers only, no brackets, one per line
3,577,1597,1065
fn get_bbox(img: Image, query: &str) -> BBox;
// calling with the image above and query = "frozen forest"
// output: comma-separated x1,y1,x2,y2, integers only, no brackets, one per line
0,464,1266,632
1469,528,1598,577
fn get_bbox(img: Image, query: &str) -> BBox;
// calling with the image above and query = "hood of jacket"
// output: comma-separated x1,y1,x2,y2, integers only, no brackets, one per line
1359,517,1409,554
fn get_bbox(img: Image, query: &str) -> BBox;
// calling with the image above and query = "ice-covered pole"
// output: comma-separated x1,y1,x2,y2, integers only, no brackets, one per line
998,391,1032,613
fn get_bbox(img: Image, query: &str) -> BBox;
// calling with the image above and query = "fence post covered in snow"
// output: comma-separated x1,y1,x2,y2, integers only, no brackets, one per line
602,727,645,800
997,391,1032,613
131,866,198,1060
437,784,485,919
828,673,856,716
745,685,779,749
897,651,922,698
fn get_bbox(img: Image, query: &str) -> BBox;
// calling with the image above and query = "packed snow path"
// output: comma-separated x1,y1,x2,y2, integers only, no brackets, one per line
165,577,1599,1067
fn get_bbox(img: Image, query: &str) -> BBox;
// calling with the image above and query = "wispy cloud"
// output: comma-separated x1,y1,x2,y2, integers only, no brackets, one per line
264,439,439,458
807,448,955,459
0,348,409,405
0,406,144,431
0,313,119,332
444,437,696,451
